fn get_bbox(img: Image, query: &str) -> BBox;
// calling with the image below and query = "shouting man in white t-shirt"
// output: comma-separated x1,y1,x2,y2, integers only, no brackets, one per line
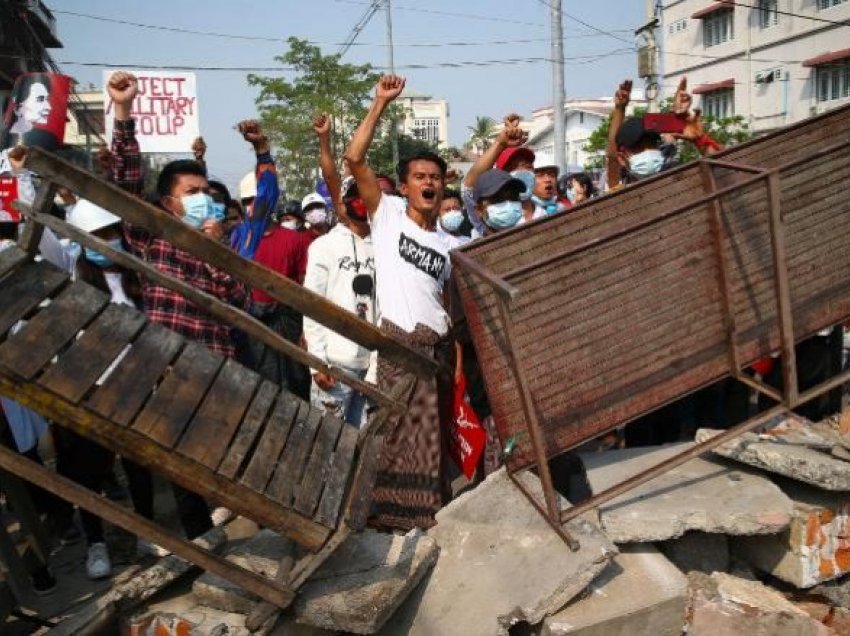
344,74,457,531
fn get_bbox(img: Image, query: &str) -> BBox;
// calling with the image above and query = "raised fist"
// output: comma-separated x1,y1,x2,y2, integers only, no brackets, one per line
236,120,267,147
191,136,207,161
108,71,139,106
614,79,632,110
312,113,331,137
376,75,406,103
673,76,693,116
7,145,26,171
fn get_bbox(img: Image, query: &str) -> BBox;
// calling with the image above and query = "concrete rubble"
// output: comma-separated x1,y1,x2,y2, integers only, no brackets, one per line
658,531,730,574
734,479,850,588
697,426,850,491
687,571,831,636
541,544,687,636
580,442,794,542
380,468,617,636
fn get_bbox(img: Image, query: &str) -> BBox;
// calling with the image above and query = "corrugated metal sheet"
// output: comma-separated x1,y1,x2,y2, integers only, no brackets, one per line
454,104,850,471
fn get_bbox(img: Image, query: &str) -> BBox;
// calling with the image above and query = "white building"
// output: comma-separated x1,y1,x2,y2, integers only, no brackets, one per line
661,0,850,134
508,94,647,171
398,89,450,149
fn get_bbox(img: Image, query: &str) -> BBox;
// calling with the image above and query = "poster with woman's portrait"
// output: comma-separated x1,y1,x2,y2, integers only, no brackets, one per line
1,73,72,153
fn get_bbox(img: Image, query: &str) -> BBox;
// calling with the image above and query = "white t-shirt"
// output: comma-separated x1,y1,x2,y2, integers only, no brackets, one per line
371,195,450,336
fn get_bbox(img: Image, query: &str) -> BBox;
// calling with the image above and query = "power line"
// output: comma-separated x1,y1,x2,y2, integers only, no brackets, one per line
530,0,635,46
331,0,548,27
52,8,622,48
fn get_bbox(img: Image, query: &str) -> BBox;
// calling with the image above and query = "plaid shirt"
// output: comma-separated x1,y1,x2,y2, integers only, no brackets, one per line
111,119,246,358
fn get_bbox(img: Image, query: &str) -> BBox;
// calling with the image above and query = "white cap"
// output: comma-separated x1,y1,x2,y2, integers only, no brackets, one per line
301,192,326,211
239,171,257,200
67,199,120,233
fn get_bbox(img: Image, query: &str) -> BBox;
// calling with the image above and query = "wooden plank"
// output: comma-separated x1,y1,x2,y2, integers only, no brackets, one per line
0,443,295,609
217,381,278,479
344,434,384,531
132,343,224,448
293,414,344,518
241,397,300,493
0,283,108,380
0,261,67,337
0,372,330,550
314,424,359,528
0,246,28,280
263,405,322,505
23,148,438,379
38,303,147,403
86,323,184,426
17,181,56,256
19,204,406,415
176,359,261,469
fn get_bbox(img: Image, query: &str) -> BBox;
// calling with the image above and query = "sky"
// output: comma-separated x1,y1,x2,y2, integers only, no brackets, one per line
47,0,646,195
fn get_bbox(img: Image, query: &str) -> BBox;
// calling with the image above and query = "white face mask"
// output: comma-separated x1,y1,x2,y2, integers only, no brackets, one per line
305,207,328,227
281,219,299,230
628,149,665,178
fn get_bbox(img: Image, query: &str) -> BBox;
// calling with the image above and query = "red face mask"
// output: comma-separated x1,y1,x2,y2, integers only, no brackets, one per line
346,196,368,221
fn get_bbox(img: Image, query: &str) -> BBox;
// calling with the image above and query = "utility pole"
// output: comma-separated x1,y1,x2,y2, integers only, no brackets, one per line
550,0,566,174
386,0,399,167
637,0,660,111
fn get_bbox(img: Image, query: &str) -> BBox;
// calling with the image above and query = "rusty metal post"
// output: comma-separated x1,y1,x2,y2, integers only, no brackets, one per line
766,170,799,407
493,297,561,522
700,161,741,374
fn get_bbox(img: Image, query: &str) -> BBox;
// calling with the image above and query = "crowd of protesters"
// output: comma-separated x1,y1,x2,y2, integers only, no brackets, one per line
0,69,844,592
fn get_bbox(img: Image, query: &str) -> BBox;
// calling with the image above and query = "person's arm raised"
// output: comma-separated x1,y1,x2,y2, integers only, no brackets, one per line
606,79,631,191
463,114,527,189
107,71,143,198
313,113,343,213
343,74,405,217
671,77,723,157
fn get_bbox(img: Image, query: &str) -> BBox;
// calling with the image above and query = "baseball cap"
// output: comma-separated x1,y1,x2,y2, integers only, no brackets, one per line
473,169,527,202
301,192,326,211
615,116,661,150
495,146,536,171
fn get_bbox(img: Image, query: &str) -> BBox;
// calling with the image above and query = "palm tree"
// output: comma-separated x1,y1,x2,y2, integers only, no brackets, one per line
467,116,497,154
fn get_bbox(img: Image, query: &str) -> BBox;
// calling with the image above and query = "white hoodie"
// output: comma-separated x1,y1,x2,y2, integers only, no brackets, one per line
303,224,376,371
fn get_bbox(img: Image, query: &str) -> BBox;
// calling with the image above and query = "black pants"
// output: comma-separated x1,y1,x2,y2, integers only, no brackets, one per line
248,304,311,401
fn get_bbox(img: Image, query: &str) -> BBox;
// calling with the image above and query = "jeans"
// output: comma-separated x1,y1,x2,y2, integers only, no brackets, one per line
310,367,368,427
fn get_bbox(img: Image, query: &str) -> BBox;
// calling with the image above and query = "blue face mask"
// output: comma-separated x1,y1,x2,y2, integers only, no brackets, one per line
485,200,523,230
565,188,576,203
531,195,559,215
181,193,215,228
510,170,535,202
440,209,464,233
211,202,226,222
628,149,665,179
84,238,123,269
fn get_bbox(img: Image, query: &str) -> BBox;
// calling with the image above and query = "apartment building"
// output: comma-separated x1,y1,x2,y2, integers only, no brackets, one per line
661,0,850,134
397,89,450,150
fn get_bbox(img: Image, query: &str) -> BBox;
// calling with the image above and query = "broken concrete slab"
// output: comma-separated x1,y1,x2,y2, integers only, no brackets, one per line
734,479,850,588
541,544,687,636
580,443,793,542
658,532,729,574
380,468,617,636
814,575,850,610
697,428,850,491
294,529,438,634
688,572,830,636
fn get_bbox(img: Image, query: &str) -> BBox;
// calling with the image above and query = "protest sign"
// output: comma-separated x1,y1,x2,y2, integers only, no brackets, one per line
1,73,72,152
0,176,20,222
103,70,200,153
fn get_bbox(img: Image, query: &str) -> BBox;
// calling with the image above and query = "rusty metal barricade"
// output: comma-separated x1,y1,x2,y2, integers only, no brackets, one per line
452,103,850,548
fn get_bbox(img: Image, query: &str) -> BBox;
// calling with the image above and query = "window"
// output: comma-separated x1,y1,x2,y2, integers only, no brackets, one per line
702,89,735,118
819,0,847,9
816,62,850,102
759,0,778,28
703,10,733,47
412,117,440,143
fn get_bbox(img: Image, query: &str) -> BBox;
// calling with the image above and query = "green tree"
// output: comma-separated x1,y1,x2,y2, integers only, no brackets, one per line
367,132,444,181
248,38,379,197
467,116,497,153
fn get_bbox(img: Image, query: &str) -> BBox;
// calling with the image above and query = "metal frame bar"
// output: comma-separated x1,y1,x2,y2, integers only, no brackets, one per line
453,151,850,548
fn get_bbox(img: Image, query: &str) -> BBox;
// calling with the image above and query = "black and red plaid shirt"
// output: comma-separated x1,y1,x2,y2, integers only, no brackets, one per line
111,119,245,358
